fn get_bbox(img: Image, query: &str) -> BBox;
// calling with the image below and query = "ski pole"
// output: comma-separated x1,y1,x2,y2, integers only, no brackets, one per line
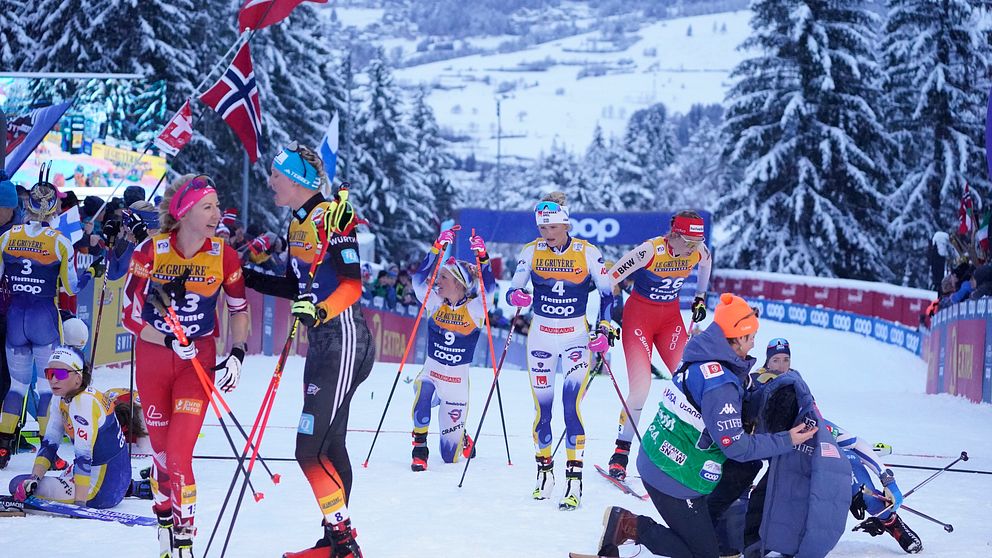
87,236,116,368
471,229,511,466
127,339,135,462
900,504,954,533
362,228,459,468
148,296,266,501
600,355,643,445
866,451,968,520
902,451,968,499
458,308,522,488
206,214,334,557
551,355,604,460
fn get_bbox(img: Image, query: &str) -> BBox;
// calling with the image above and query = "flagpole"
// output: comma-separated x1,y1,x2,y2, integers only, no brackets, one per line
242,151,250,231
0,108,7,177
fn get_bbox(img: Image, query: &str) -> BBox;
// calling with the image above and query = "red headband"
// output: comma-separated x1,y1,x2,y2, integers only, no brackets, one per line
672,215,705,239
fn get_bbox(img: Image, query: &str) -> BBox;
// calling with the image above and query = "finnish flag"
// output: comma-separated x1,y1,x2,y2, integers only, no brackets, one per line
319,112,340,193
56,206,84,245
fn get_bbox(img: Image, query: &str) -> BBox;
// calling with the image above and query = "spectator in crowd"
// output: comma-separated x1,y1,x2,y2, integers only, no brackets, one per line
396,269,415,306
61,190,80,215
971,263,992,299
373,270,398,308
15,185,29,211
123,185,145,208
937,275,958,310
949,262,975,304
71,165,87,188
106,200,160,281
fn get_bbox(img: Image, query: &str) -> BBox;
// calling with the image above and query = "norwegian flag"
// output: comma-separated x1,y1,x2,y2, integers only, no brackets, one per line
199,41,263,163
154,99,194,157
238,0,327,31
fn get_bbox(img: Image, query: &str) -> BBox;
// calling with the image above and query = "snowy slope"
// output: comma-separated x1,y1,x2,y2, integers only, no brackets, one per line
2,315,991,557
335,9,753,161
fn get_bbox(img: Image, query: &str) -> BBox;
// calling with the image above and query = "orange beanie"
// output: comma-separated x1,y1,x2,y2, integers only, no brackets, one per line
713,293,759,338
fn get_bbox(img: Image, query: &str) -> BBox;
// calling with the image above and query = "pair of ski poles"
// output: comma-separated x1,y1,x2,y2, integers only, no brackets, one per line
364,227,513,475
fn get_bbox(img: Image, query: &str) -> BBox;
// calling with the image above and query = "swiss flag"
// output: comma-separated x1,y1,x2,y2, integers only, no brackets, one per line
154,99,193,157
199,41,263,163
238,0,328,31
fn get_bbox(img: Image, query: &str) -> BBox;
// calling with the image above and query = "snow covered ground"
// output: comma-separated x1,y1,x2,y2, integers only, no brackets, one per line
2,313,991,557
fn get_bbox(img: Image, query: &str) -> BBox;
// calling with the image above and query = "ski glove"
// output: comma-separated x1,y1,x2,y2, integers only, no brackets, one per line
880,469,903,513
13,475,39,501
292,293,324,328
508,289,532,308
433,229,456,252
691,295,707,323
103,220,122,241
589,320,619,353
87,256,106,278
469,234,488,259
164,334,198,361
214,345,245,393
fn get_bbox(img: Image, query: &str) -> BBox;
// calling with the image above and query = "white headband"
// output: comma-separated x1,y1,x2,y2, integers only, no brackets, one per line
535,204,569,226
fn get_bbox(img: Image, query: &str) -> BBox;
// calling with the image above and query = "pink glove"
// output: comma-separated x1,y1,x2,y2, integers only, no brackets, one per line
509,290,532,307
470,235,487,257
433,229,456,251
588,333,610,353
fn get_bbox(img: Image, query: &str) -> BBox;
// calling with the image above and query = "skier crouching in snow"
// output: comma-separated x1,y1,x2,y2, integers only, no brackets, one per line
506,191,615,511
8,346,131,509
409,229,493,471
736,338,922,555
242,142,374,558
593,294,817,558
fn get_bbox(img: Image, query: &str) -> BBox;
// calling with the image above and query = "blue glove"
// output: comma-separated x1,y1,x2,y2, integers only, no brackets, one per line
879,469,903,513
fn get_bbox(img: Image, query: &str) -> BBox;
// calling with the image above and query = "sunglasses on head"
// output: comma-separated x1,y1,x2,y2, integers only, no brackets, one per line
285,141,311,179
535,201,562,212
45,367,79,381
734,306,761,329
175,175,215,207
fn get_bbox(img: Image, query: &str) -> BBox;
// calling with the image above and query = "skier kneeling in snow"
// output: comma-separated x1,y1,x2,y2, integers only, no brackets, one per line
592,294,817,558
8,346,130,509
724,338,922,556
409,229,493,471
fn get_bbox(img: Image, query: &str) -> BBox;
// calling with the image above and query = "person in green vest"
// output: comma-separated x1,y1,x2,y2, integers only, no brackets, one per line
592,293,818,558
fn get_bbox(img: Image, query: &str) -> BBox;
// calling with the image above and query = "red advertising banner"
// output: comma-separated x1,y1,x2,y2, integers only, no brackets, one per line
773,282,806,303
362,306,418,363
805,285,838,308
902,297,929,328
873,293,902,324
943,319,986,403
837,287,875,315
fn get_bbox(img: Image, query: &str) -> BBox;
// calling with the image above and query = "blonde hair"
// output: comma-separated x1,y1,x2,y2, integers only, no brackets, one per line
129,200,155,212
158,174,197,234
297,144,330,193
542,191,567,205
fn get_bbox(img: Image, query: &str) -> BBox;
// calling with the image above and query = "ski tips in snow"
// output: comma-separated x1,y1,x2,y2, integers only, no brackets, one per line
593,465,649,501
22,496,156,526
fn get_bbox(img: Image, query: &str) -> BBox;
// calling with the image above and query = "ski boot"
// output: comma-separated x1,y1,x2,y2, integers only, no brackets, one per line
172,526,195,558
596,506,639,557
558,461,583,511
411,432,428,472
462,432,476,459
608,439,631,480
883,514,923,553
156,509,174,558
283,519,362,558
533,456,555,500
0,433,15,469
50,455,68,471
17,433,37,453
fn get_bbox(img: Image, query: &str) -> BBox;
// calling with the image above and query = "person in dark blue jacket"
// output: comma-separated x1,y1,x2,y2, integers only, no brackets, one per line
592,293,817,558
105,201,159,281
